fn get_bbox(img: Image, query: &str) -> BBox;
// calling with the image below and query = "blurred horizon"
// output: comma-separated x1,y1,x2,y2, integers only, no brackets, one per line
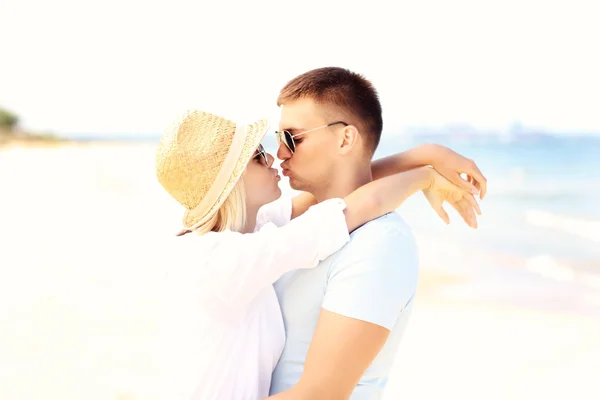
2,0,599,137
36,125,600,142
4,109,598,141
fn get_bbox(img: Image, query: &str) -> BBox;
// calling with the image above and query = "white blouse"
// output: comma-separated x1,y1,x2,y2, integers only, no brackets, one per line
158,197,350,400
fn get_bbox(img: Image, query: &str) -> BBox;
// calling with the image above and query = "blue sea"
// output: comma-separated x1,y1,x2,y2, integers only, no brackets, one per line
262,132,600,315
372,133,600,261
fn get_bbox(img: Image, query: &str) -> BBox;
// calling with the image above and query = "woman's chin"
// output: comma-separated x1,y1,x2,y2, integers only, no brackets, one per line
262,187,282,206
274,186,282,198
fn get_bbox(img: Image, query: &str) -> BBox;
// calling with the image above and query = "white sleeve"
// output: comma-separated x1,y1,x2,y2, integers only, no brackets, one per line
256,196,293,229
189,198,350,309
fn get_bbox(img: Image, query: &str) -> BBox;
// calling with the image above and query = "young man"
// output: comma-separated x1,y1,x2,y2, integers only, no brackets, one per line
268,67,485,399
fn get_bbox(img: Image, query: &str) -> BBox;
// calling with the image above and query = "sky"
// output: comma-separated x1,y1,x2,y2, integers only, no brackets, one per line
1,0,599,136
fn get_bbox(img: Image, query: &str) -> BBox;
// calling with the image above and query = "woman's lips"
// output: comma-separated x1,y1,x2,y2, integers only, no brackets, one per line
271,168,281,180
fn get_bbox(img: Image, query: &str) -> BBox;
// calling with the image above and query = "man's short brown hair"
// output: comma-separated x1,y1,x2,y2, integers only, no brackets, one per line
277,67,383,156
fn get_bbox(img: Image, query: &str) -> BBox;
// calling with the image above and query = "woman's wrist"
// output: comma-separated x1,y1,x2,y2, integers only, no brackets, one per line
389,166,434,200
415,166,435,192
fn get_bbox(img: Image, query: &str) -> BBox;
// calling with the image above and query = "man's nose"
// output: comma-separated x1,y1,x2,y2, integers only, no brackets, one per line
277,143,292,161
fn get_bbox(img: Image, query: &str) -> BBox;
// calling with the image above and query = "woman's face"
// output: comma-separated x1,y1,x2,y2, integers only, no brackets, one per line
243,144,281,210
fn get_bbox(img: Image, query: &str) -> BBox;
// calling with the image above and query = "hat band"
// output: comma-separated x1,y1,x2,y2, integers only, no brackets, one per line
183,123,248,230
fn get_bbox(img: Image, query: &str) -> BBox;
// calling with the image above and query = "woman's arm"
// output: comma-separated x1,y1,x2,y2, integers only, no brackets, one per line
343,167,433,232
292,143,487,219
190,168,436,310
291,147,429,219
200,198,350,309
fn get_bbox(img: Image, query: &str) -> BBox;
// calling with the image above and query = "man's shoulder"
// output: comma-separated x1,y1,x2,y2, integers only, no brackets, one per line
322,211,419,331
342,211,417,254
327,211,418,275
356,211,413,233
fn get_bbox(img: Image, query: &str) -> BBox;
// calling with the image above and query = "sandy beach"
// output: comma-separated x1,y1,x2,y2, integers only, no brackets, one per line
1,143,598,400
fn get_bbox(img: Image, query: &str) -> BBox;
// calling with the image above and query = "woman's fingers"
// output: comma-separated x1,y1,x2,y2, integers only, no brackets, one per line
452,198,477,229
435,205,450,225
463,192,482,215
461,198,478,229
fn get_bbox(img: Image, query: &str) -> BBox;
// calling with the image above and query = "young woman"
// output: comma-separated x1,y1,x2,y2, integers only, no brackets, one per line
154,110,484,400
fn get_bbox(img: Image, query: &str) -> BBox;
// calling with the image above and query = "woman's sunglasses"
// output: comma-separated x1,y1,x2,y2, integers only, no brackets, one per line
253,144,269,166
275,121,348,154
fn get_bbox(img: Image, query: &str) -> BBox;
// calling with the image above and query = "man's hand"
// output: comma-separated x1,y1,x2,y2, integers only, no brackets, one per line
423,168,482,228
425,143,488,200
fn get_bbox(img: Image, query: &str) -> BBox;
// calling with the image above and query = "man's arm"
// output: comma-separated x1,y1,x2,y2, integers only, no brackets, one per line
267,313,389,400
267,311,388,399
270,224,418,399
285,310,390,399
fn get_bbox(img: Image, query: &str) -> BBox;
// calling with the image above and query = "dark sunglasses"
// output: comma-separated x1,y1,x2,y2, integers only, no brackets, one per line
275,121,348,154
253,144,269,166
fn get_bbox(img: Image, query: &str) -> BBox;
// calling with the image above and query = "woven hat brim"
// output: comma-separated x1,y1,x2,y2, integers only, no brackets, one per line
183,118,270,229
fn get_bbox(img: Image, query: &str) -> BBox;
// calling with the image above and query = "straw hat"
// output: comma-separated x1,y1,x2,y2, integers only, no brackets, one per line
155,110,270,232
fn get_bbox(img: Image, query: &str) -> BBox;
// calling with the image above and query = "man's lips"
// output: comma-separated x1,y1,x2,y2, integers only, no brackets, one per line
282,168,290,177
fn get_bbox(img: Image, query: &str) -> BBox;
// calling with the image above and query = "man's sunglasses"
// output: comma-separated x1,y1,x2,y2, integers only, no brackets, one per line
275,121,348,154
253,144,269,166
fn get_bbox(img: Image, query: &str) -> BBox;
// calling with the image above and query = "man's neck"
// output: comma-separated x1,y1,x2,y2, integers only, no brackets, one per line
313,162,373,202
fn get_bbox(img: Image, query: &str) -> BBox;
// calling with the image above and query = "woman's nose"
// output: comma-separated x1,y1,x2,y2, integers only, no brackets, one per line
266,153,275,168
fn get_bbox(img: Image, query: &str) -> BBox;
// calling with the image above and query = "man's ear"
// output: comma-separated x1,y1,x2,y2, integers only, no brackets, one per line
338,125,360,155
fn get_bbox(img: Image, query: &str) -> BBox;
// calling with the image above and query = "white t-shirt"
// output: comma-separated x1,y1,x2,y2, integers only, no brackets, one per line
158,197,350,400
270,211,419,399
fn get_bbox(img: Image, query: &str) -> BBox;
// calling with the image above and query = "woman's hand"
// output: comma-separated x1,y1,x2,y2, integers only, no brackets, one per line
423,168,482,228
423,144,488,199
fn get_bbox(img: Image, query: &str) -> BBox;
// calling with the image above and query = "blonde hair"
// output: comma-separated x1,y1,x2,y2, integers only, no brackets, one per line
192,178,247,235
